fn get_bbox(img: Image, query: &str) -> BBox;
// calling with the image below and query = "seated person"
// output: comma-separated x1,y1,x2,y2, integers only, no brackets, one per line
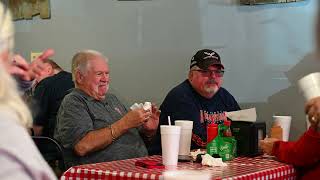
54,50,159,168
260,98,320,179
32,59,74,137
149,49,240,154
260,8,320,180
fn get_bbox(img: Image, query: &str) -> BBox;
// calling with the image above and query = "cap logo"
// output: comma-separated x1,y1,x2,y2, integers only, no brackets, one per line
203,52,218,60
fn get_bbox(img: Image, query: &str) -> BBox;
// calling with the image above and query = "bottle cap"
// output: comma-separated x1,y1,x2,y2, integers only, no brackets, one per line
224,120,231,126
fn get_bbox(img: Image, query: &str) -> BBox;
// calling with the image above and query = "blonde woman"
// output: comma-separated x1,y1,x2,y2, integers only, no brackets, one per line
0,2,56,180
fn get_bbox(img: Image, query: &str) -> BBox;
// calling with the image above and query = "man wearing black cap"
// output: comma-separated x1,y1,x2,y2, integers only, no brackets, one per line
148,49,240,154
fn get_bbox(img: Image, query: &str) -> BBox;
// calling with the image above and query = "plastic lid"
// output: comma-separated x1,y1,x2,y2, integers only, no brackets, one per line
160,125,181,134
175,120,193,129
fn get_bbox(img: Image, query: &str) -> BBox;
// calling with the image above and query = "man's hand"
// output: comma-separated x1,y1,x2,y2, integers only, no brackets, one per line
9,48,54,81
259,138,279,155
305,97,320,130
142,104,160,132
122,108,152,130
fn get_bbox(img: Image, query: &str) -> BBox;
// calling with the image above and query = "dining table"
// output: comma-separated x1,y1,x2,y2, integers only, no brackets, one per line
61,155,296,180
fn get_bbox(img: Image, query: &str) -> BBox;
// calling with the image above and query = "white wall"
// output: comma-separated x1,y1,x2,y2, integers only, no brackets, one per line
201,0,316,102
14,0,318,140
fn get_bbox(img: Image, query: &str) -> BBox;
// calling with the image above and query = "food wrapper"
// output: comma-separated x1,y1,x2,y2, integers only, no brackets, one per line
201,154,227,167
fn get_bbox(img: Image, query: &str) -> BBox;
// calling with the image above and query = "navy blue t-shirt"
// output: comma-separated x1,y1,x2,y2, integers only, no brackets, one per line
148,80,240,155
33,71,74,137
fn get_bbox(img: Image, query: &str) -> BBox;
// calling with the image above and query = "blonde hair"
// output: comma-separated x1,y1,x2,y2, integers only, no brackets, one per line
0,62,33,128
0,3,14,55
0,3,32,128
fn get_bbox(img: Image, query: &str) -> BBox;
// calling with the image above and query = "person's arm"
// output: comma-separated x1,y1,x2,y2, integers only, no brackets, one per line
56,94,151,156
272,127,320,167
75,108,151,156
74,119,128,156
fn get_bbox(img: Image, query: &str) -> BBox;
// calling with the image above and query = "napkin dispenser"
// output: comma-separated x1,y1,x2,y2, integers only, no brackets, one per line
231,121,266,156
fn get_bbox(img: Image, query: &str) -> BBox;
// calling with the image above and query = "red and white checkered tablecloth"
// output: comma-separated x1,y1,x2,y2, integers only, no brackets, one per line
61,155,296,180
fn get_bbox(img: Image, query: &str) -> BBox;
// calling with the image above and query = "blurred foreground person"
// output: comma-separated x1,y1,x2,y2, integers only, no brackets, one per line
0,3,56,179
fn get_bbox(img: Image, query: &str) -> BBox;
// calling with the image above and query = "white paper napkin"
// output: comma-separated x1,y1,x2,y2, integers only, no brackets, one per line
201,154,227,167
190,149,206,161
130,102,152,111
226,108,257,122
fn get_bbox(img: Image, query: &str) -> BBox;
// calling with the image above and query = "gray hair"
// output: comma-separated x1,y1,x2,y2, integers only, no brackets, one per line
190,65,199,71
189,65,201,75
71,50,108,87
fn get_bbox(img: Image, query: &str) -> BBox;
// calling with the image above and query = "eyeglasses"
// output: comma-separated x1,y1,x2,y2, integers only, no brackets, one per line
192,69,225,77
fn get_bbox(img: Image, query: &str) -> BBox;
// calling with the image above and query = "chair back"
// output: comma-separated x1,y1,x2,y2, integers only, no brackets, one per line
32,136,66,171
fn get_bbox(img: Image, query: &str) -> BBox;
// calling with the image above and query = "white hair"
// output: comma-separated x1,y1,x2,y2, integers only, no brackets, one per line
71,49,109,87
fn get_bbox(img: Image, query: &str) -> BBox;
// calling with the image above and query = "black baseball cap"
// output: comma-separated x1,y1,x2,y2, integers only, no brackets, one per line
190,49,224,70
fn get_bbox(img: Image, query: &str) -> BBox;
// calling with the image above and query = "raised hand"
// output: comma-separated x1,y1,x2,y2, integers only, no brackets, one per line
142,104,160,131
259,138,279,155
29,48,55,81
9,54,32,80
122,108,151,129
305,97,320,130
9,48,55,81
